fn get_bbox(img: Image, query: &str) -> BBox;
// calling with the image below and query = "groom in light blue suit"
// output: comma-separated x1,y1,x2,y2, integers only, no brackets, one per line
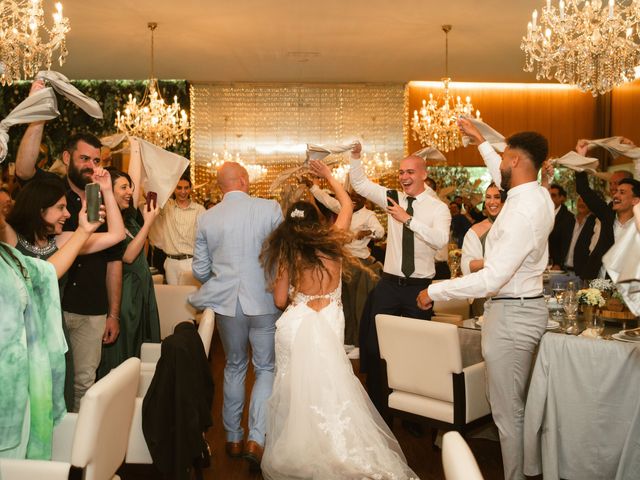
190,161,282,468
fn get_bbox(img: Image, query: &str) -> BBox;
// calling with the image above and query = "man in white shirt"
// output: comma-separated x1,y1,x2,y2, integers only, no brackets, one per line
349,142,451,411
160,176,205,284
418,119,554,480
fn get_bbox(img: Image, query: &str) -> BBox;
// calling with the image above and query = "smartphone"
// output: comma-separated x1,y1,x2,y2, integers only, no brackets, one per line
386,189,399,206
146,191,158,211
85,183,101,222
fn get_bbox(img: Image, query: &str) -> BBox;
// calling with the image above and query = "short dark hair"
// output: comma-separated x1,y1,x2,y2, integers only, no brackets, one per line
64,132,102,154
619,178,640,197
549,183,567,197
7,178,67,243
507,131,548,170
614,170,634,180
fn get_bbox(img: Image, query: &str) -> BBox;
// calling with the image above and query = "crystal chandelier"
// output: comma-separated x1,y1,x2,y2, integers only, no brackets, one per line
411,25,480,153
362,116,392,179
0,1,70,85
521,0,640,96
115,22,189,148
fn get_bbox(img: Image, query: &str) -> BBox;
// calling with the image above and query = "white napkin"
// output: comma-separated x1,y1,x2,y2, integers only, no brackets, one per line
413,146,446,162
603,222,640,316
0,87,59,163
461,117,507,153
552,151,600,172
128,137,190,209
587,136,640,160
305,141,358,161
36,70,103,119
100,133,127,150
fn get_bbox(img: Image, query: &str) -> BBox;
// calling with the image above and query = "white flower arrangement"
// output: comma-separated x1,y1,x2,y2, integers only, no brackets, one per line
588,278,615,293
577,288,606,307
290,208,305,219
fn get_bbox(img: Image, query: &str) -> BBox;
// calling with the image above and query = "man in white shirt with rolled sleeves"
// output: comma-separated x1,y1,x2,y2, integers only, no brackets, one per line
418,119,554,480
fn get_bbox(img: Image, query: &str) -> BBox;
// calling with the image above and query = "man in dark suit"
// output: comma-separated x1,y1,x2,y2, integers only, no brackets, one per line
566,195,599,279
548,184,575,270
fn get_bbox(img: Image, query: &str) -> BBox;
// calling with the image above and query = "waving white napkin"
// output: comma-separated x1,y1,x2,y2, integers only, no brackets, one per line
127,137,190,209
413,146,446,162
552,151,600,172
100,133,127,150
36,70,103,119
305,141,358,161
0,87,59,163
587,136,640,160
461,117,507,153
603,224,640,316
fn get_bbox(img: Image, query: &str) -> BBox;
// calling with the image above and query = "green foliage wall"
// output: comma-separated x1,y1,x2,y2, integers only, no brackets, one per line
0,79,190,164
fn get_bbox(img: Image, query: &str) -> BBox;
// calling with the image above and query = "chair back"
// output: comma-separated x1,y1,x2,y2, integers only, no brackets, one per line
177,270,201,287
71,357,140,480
153,284,198,339
442,431,484,480
376,314,463,402
198,308,215,358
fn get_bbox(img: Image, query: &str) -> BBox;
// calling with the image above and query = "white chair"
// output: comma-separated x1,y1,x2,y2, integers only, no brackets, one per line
153,284,198,339
442,431,484,480
177,270,201,287
126,309,215,465
0,357,140,480
376,314,491,436
151,274,164,285
433,298,471,319
432,313,464,326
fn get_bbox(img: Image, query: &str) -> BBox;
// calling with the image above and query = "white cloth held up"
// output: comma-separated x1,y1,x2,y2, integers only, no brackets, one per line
36,70,103,119
461,117,507,153
0,87,59,163
305,141,358,161
413,146,446,162
552,151,600,172
603,223,640,316
587,136,640,160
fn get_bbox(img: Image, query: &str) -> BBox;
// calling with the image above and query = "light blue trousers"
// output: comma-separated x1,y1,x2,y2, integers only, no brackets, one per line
216,302,278,445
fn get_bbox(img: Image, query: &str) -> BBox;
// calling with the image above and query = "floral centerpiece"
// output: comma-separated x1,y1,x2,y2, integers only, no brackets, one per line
576,288,606,308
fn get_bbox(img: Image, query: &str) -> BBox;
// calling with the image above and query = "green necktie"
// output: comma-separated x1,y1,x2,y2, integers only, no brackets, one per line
401,196,416,278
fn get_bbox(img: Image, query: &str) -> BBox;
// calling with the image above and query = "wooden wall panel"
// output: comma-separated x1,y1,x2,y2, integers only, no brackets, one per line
611,79,640,166
407,82,598,166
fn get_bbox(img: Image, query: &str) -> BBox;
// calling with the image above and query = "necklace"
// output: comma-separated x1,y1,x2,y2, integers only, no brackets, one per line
17,235,57,259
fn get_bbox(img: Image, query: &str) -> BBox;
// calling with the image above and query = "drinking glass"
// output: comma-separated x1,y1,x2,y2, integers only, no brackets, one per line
563,291,579,334
587,314,605,338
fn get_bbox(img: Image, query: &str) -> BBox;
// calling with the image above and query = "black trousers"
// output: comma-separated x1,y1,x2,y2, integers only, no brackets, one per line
359,276,432,414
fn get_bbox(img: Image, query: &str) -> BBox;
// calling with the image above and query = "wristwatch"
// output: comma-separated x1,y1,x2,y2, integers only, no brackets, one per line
404,217,412,229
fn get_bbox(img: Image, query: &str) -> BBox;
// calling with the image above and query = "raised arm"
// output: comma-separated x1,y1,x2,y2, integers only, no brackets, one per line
348,142,388,208
122,203,160,264
15,80,47,181
458,118,502,187
308,159,352,232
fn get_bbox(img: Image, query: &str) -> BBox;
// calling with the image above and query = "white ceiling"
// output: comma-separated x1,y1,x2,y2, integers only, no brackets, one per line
60,0,544,84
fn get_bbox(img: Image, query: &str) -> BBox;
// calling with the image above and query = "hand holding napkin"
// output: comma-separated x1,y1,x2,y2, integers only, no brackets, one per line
36,70,103,119
461,117,507,153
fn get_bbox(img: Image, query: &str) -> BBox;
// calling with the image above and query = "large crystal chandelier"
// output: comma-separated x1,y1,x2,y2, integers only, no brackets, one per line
116,22,189,148
0,1,70,85
521,0,640,96
411,25,479,153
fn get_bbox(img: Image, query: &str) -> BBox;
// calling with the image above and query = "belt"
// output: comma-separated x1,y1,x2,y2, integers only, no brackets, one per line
382,272,432,287
491,295,544,301
166,253,193,260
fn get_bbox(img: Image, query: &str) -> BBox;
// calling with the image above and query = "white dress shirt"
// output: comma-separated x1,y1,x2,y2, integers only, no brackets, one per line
310,185,385,259
461,229,483,276
160,198,206,256
429,141,554,300
349,155,451,278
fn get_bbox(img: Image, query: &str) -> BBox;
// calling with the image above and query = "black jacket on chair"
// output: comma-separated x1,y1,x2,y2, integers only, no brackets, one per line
548,204,575,269
142,321,214,480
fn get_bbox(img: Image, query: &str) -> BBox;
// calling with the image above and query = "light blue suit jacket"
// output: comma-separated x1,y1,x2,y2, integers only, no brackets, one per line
189,191,283,316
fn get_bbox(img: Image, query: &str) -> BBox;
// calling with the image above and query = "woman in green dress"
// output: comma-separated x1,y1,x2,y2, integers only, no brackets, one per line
97,168,161,377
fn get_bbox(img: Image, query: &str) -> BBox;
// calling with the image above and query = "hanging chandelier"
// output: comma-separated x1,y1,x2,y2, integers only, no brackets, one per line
521,0,640,96
116,22,189,148
0,1,70,85
411,25,480,153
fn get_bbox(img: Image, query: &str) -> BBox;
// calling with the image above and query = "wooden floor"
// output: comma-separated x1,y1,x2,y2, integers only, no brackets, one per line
120,330,505,480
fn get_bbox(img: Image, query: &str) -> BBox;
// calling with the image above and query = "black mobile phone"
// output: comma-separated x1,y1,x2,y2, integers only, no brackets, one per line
146,191,158,211
386,189,399,206
85,183,101,222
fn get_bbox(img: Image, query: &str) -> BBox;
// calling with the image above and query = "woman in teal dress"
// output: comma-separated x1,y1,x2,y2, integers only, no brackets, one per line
98,168,161,377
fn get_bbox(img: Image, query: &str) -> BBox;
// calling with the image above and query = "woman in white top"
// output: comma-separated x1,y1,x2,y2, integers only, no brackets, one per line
461,183,505,316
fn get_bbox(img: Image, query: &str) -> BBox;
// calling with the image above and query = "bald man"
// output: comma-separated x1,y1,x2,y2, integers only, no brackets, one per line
189,162,282,470
349,142,451,413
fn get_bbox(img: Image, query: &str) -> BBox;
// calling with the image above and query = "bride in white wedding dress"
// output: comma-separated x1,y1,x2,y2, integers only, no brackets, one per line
259,160,417,480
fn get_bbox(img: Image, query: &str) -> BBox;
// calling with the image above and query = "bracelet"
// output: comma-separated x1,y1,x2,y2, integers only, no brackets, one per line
107,314,120,321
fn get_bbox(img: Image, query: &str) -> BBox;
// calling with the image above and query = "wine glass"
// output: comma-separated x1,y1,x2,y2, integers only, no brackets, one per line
563,290,579,334
543,286,552,319
587,314,605,338
552,282,565,303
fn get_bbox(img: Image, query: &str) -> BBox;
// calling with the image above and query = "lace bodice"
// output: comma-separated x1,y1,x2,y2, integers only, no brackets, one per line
290,282,342,308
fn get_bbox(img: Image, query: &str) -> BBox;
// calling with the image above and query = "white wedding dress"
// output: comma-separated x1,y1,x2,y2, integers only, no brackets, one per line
262,282,417,480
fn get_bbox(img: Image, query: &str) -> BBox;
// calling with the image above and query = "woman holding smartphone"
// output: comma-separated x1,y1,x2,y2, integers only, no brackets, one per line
97,168,161,378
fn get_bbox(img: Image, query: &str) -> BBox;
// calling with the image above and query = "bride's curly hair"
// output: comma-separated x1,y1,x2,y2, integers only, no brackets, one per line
260,200,367,294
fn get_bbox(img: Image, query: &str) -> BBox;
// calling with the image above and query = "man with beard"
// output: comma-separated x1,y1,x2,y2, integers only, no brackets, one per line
15,81,123,412
418,118,554,480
